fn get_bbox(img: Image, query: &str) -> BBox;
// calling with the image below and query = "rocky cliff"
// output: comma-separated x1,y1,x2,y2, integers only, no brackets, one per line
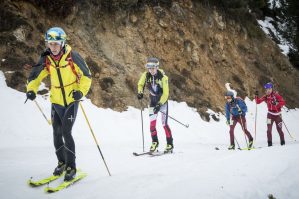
1,0,298,120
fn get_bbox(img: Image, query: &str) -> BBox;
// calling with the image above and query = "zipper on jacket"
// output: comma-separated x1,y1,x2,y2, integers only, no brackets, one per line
48,56,68,107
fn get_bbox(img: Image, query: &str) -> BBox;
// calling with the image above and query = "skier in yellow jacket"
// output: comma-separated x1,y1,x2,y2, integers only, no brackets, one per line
137,57,173,153
26,27,91,181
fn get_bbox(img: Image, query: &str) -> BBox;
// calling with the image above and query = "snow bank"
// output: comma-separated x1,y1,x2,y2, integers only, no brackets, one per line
0,70,298,199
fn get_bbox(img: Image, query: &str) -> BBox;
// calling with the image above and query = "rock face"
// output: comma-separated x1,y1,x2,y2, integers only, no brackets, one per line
0,0,298,120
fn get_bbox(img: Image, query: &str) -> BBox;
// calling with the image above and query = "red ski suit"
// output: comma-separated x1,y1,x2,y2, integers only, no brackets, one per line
255,92,285,144
255,92,285,114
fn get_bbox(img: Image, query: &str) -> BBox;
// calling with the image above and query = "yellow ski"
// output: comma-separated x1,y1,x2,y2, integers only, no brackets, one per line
28,172,65,187
44,171,87,193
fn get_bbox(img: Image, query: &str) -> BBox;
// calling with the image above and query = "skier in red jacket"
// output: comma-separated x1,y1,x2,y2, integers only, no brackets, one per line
255,82,285,146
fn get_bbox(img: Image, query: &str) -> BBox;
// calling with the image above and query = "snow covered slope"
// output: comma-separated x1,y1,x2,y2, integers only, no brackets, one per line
257,0,295,55
0,70,298,199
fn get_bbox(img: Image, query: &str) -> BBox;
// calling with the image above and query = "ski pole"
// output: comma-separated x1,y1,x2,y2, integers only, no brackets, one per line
239,115,249,148
34,100,52,125
281,116,296,141
254,87,258,141
159,111,189,128
139,101,145,152
79,102,111,176
254,101,257,141
274,106,296,141
234,137,241,150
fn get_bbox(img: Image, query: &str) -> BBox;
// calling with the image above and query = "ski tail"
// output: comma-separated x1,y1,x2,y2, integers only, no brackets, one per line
133,151,152,156
133,150,173,157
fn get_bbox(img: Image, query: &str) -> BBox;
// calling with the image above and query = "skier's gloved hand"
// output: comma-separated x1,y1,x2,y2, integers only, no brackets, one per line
153,103,161,114
26,91,36,101
238,107,242,115
72,90,83,101
137,93,143,100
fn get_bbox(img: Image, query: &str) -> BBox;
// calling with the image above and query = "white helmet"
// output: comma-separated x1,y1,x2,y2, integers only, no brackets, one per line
45,27,67,47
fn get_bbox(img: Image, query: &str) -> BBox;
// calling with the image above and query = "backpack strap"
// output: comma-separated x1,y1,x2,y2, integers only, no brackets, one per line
229,97,242,115
45,57,51,74
45,51,81,84
66,51,81,84
145,72,151,83
67,51,81,84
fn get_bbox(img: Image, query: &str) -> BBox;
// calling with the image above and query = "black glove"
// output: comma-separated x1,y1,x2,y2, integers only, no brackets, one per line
72,90,83,101
237,106,243,115
255,90,258,96
137,93,143,100
26,91,36,101
153,103,161,114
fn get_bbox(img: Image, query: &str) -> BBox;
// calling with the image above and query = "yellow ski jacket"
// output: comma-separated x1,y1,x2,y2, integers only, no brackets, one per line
137,69,169,105
27,45,91,107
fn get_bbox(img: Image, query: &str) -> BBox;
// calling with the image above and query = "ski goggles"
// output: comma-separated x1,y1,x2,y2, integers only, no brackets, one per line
225,96,233,100
264,82,273,89
45,32,66,42
145,62,159,68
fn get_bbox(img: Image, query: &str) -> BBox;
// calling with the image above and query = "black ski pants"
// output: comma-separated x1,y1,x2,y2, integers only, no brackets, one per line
51,102,79,169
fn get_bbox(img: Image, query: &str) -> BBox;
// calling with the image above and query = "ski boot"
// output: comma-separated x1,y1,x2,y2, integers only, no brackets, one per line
281,140,285,146
53,161,65,176
164,144,173,153
149,141,159,153
64,167,76,182
248,140,253,150
228,144,235,150
268,141,272,147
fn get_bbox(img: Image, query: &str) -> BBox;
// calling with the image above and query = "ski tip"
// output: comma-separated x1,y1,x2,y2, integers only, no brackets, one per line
27,177,34,185
28,181,37,187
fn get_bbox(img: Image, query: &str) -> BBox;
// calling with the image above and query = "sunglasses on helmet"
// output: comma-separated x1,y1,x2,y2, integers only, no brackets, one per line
146,62,158,68
46,32,66,42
